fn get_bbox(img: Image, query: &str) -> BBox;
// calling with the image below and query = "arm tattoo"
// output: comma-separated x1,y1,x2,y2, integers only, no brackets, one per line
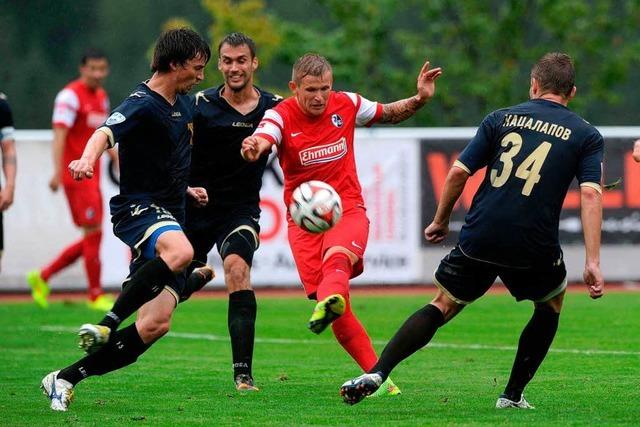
380,96,426,124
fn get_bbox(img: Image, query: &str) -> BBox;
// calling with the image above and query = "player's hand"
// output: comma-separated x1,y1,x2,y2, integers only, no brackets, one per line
49,173,60,192
583,262,604,299
0,187,14,211
241,136,262,162
632,139,640,163
68,158,94,181
424,221,449,244
187,186,208,207
415,60,443,103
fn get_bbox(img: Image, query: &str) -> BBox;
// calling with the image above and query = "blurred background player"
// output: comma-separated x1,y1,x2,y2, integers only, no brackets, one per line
40,28,210,412
0,93,17,271
242,53,442,396
183,32,281,391
340,52,604,409
26,49,115,311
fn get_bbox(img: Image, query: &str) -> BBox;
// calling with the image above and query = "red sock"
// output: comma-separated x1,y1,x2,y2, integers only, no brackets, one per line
82,230,103,301
316,252,352,301
332,298,378,371
316,253,377,371
41,238,84,281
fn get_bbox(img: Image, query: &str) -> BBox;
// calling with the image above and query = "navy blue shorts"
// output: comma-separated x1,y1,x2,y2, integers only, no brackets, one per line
434,246,567,304
185,204,260,265
112,201,186,297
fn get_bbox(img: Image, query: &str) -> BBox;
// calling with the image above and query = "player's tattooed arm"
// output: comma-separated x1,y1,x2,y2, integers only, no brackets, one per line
380,60,442,124
380,96,427,124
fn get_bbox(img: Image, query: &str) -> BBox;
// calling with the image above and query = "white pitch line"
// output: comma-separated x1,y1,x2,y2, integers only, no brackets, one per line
41,325,640,357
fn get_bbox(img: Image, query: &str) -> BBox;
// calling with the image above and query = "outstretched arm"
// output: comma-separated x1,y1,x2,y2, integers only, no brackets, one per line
580,186,604,299
379,60,443,124
241,135,272,162
424,166,469,244
68,130,109,181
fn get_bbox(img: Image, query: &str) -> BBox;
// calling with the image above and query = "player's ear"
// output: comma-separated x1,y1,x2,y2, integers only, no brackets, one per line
217,57,223,71
252,56,258,72
288,81,297,94
567,85,576,101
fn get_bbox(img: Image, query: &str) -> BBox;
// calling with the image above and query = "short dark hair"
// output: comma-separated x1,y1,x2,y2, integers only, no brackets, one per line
531,52,575,98
81,48,108,65
151,28,211,73
218,32,257,58
292,53,332,84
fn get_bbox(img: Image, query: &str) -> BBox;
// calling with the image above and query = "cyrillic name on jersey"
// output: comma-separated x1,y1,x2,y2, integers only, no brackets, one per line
502,114,572,141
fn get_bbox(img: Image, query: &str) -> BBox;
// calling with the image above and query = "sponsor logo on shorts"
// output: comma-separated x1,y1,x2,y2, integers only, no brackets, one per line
130,205,149,216
299,137,347,166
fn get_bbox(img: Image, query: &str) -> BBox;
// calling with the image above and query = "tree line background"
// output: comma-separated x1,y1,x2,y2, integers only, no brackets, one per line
1,0,638,129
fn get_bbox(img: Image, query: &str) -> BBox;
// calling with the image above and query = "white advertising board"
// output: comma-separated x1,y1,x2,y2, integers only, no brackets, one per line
0,132,422,290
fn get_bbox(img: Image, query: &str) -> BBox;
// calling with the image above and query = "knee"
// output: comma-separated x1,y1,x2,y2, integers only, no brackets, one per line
163,244,193,272
430,292,462,322
536,291,565,314
224,258,250,292
137,316,171,342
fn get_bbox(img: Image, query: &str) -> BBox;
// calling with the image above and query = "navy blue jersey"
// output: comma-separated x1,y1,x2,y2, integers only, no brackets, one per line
189,85,281,208
456,99,603,268
100,83,193,221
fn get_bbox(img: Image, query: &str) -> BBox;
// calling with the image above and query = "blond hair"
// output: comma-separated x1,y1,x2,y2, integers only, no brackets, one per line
292,53,332,84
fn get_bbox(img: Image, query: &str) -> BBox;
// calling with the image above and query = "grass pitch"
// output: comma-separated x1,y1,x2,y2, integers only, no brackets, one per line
1,290,639,426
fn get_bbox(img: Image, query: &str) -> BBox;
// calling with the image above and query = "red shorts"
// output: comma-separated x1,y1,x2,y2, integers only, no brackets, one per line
63,184,103,227
288,205,369,298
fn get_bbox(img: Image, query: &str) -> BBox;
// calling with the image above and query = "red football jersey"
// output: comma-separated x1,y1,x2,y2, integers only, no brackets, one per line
255,91,382,210
52,79,109,187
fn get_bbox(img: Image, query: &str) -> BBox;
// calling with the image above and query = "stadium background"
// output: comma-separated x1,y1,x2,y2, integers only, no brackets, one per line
0,0,639,291
1,2,640,425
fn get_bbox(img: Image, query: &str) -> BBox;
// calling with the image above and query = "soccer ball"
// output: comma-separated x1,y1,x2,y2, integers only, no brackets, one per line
289,180,342,233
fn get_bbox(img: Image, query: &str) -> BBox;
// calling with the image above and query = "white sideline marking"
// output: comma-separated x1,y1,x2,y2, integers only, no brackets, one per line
41,325,640,356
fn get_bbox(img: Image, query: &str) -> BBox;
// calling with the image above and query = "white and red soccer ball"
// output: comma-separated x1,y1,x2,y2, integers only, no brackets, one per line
289,180,342,233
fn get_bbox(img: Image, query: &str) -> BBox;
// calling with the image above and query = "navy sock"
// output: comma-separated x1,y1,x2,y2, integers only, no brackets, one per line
58,324,150,386
99,257,174,330
503,308,560,400
228,290,257,378
372,304,445,380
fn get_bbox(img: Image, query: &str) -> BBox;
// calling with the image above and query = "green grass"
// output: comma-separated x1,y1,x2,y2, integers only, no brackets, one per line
1,291,639,426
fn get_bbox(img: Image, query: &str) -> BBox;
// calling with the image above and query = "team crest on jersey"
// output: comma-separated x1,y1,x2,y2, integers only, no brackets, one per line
299,137,347,166
331,114,343,128
105,112,126,125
